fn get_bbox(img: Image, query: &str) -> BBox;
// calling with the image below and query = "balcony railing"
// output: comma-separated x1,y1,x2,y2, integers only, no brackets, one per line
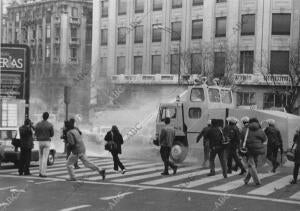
69,57,78,64
54,16,61,25
234,74,292,86
53,57,60,63
69,37,80,45
69,17,81,25
54,36,60,45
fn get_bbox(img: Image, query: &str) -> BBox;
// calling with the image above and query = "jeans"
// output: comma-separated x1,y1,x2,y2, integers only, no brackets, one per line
111,151,125,171
293,162,300,181
267,146,279,169
209,146,227,177
19,148,32,174
203,140,210,165
160,146,177,173
67,153,101,179
39,141,50,175
244,155,260,185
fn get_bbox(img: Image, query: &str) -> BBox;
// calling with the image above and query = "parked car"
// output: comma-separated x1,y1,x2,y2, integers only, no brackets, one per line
0,127,56,166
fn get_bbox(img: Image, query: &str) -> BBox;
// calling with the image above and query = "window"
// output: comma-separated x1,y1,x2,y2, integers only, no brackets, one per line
101,29,108,45
153,0,163,11
16,12,19,22
240,51,254,73
263,93,289,109
55,27,60,37
71,28,77,38
220,89,232,104
208,88,221,103
134,56,143,74
31,46,36,59
216,0,227,2
270,51,289,74
118,0,127,15
54,46,60,57
237,92,255,106
117,27,126,45
192,19,203,39
33,29,36,39
241,14,255,36
70,47,77,58
216,17,226,37
152,55,161,74
191,53,202,74
117,56,125,74
86,27,92,43
101,0,109,17
152,24,162,42
160,107,176,122
135,0,144,13
100,57,107,77
171,22,181,41
272,14,291,35
38,45,43,60
214,52,225,78
193,0,203,6
72,7,78,17
190,88,205,102
189,108,202,119
172,0,182,9
46,24,51,39
134,25,143,43
170,54,180,74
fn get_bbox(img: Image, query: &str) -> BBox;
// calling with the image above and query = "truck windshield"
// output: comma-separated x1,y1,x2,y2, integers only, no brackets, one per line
190,88,205,102
208,88,220,103
221,89,232,104
160,107,176,122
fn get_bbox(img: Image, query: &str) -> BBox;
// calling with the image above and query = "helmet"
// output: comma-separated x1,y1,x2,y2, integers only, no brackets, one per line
227,117,238,124
266,119,275,126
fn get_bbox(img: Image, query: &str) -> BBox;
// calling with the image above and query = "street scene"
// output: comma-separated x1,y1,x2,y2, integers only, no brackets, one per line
1,0,300,210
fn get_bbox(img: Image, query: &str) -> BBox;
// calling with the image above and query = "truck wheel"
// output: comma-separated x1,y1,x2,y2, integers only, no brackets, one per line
47,152,55,166
170,143,188,163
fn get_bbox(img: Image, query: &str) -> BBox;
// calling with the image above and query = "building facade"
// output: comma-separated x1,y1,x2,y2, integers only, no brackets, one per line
91,0,300,114
4,0,93,118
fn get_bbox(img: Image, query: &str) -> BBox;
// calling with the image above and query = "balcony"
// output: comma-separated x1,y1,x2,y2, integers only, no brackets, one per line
234,74,292,86
69,57,78,64
111,74,183,85
54,37,60,45
54,16,61,25
30,39,36,45
69,37,80,46
53,57,60,64
69,17,81,25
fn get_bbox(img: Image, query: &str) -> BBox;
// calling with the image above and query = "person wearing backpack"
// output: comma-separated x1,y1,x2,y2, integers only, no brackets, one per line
18,118,34,175
223,117,246,175
104,125,126,174
264,119,283,173
290,128,300,184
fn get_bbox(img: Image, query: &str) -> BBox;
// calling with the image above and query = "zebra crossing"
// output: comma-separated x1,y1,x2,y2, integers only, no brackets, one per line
1,157,300,202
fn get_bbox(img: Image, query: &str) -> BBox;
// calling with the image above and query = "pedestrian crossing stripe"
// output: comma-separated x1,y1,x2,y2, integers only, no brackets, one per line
248,175,292,196
208,172,277,192
57,161,150,179
174,172,236,188
113,166,208,183
290,191,300,200
141,167,220,185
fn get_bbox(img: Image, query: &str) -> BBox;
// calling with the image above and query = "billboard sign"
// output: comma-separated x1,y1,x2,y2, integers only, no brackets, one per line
0,44,30,102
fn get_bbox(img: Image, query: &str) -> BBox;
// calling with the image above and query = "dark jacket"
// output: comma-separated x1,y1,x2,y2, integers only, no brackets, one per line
104,131,124,154
66,128,86,155
207,126,223,149
19,125,34,149
264,126,283,149
159,125,175,148
223,124,240,148
196,126,210,143
241,122,267,156
293,131,300,164
35,120,54,141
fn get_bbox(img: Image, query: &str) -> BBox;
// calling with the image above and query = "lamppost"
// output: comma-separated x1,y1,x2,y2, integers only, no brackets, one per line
154,24,182,85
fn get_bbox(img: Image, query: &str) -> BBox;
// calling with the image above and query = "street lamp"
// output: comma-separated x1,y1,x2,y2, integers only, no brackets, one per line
153,24,182,85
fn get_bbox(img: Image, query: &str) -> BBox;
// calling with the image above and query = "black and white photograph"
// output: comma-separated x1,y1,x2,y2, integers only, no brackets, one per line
0,0,300,210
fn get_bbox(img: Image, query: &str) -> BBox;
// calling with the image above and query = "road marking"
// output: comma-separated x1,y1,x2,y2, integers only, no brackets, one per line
10,188,26,193
0,186,16,191
1,174,300,205
174,172,236,188
87,163,161,180
57,161,146,179
99,192,134,200
248,175,292,196
209,172,277,192
290,191,300,200
35,180,58,185
138,167,212,185
59,205,91,211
